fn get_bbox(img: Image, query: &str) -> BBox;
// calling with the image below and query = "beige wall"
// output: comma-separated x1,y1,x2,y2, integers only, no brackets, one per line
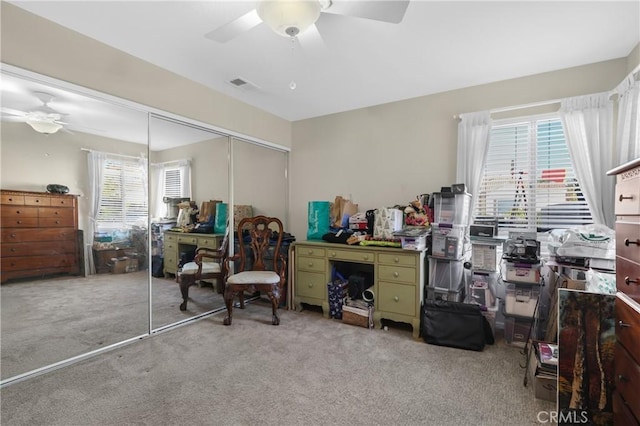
0,2,292,148
290,57,635,239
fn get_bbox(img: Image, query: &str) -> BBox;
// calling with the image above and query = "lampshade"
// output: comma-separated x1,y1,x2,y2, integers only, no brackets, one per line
257,0,321,37
26,118,63,135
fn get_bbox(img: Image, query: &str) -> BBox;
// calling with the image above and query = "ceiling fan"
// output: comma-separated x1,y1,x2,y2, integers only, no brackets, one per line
205,0,410,43
1,91,70,134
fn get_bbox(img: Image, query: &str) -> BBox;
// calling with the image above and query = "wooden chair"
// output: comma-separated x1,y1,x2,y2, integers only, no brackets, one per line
223,215,286,326
176,229,229,311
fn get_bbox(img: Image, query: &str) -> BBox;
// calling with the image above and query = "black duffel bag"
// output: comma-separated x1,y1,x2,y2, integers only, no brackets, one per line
421,300,495,351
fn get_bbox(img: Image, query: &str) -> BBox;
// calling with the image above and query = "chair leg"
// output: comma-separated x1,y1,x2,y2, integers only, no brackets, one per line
268,291,280,326
179,276,195,311
239,291,245,309
223,287,234,326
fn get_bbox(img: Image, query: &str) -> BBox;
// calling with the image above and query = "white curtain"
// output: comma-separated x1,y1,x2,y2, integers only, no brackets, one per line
87,151,107,274
456,111,492,217
560,93,615,228
615,73,640,164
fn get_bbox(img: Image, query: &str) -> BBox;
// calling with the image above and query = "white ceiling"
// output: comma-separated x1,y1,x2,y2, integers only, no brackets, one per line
6,0,640,123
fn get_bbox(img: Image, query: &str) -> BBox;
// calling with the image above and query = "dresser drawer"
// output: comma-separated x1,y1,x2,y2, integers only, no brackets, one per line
378,253,417,267
39,216,76,227
613,390,640,426
378,264,417,284
1,228,77,242
24,195,51,207
615,175,640,215
614,342,640,422
2,254,77,271
328,248,374,263
296,270,326,299
378,282,416,316
616,293,640,363
2,217,39,227
164,255,178,272
1,205,38,218
164,233,177,243
297,255,326,273
2,241,76,257
616,257,640,302
617,220,640,264
1,193,25,205
48,196,76,208
297,246,325,258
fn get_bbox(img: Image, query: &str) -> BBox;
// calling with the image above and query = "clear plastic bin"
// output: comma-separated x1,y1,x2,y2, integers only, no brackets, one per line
467,271,498,308
431,223,467,260
426,286,464,303
504,316,534,348
471,243,500,271
433,192,471,225
502,261,541,284
505,283,540,317
428,256,466,291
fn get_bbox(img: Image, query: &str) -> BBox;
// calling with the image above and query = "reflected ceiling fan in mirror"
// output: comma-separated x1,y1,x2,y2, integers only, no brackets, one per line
205,0,410,43
1,91,68,134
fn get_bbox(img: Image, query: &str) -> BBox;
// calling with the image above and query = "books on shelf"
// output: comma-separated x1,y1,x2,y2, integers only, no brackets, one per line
537,341,558,370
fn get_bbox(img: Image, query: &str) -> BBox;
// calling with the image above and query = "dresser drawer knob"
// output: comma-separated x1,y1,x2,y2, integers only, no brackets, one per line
16,210,21,214
624,238,639,246
363,255,369,261
17,220,22,224
308,283,314,288
394,296,400,302
618,320,631,328
619,194,634,202
393,272,399,278
55,220,61,224
331,252,336,258
394,257,399,263
624,276,638,285
307,262,314,267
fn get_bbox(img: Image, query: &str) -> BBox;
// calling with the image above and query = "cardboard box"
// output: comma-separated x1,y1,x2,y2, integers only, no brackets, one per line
110,257,139,274
528,346,557,402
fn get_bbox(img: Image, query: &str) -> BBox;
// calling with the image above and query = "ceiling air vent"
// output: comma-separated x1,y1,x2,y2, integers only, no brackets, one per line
227,77,259,91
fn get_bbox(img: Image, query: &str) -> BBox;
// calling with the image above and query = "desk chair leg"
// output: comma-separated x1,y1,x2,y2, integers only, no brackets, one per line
268,290,280,325
223,288,234,325
179,276,195,311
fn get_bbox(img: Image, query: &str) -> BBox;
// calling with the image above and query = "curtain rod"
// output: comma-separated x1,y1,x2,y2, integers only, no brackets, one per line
151,158,192,166
81,148,147,160
454,98,562,120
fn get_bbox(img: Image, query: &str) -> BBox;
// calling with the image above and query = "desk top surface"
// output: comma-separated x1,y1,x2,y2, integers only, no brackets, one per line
294,240,426,253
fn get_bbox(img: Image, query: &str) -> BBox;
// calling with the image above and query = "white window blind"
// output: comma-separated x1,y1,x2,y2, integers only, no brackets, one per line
163,167,183,198
474,117,592,232
96,158,147,227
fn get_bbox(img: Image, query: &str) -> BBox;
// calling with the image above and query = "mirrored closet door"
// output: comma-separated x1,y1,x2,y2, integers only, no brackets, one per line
0,68,151,381
149,115,230,330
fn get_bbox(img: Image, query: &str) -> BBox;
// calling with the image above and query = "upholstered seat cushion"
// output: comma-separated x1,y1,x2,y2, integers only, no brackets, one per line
180,262,221,275
227,271,280,285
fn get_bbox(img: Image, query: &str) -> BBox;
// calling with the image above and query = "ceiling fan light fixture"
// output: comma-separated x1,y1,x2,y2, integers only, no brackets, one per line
257,0,322,38
26,118,63,135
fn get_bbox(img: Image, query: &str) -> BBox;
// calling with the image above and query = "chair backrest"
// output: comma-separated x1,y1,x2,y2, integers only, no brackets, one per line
236,216,284,273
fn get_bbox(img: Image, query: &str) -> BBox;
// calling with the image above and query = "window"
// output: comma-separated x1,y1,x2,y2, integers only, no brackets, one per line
96,157,147,228
474,116,592,232
163,166,184,198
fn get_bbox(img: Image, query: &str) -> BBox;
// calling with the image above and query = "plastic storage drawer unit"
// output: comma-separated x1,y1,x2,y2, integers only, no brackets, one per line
431,223,467,260
505,283,540,317
428,256,466,292
502,261,541,284
432,192,471,225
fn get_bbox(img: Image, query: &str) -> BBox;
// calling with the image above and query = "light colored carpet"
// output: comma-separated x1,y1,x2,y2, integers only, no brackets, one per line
1,271,224,380
1,299,555,426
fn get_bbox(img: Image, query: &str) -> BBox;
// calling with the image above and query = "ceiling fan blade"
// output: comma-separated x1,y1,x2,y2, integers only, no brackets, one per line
204,9,262,42
323,0,410,24
1,116,27,123
1,107,28,117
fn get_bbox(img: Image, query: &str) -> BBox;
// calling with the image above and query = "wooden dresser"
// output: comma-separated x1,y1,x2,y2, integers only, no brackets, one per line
293,241,427,339
1,189,81,283
607,158,640,425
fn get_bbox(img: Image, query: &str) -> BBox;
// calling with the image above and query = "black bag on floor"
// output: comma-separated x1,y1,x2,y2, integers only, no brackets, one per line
421,300,495,351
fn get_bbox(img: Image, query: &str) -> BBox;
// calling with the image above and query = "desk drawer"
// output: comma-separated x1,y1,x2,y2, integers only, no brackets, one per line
198,237,219,249
297,256,326,273
164,233,177,243
617,221,640,264
615,342,640,422
378,265,417,284
328,248,374,263
297,246,325,258
177,235,198,245
378,282,416,316
616,257,640,302
378,253,417,267
616,293,640,364
296,270,325,299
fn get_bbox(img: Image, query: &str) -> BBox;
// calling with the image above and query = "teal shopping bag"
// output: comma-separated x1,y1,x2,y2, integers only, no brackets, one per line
307,201,330,240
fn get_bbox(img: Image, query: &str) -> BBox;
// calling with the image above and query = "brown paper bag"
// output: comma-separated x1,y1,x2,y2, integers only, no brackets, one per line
331,196,358,228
